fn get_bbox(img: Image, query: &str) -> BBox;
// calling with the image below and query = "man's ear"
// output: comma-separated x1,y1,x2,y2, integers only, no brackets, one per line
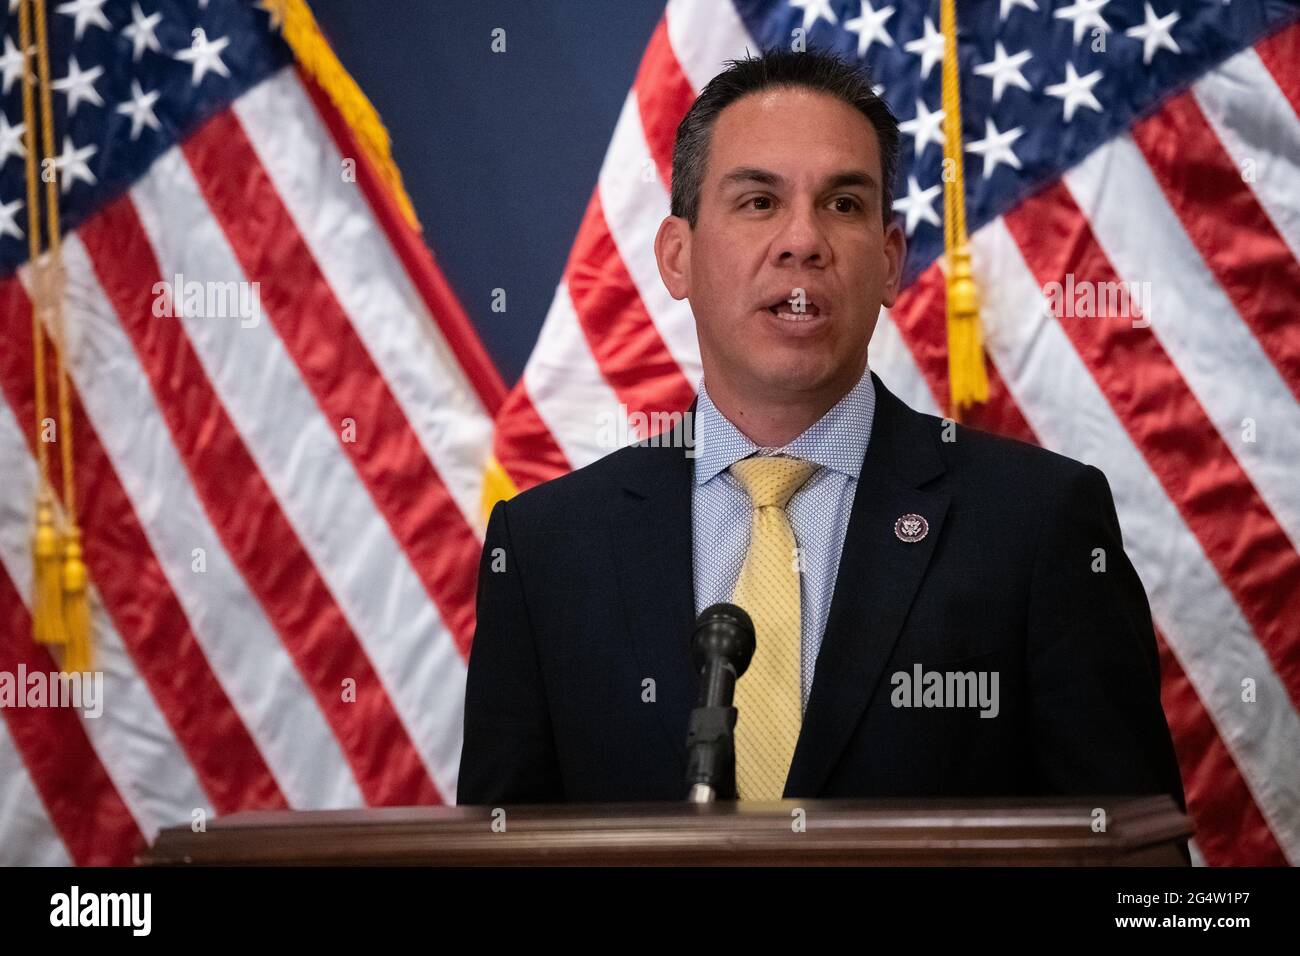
654,215,691,301
879,219,907,309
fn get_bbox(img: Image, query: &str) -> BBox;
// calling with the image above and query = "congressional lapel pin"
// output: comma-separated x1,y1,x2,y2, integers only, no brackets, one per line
894,513,929,543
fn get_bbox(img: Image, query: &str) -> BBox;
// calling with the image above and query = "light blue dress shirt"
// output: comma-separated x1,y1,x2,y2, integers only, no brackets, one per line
691,366,877,712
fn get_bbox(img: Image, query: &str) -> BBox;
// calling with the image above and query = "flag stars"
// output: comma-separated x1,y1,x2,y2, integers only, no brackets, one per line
0,197,23,241
174,28,231,86
54,136,97,194
123,2,164,62
789,0,837,31
1,36,28,96
904,17,945,80
892,174,941,235
967,117,1024,178
843,1,894,58
999,0,1038,21
1125,3,1181,64
1045,62,1104,122
899,98,945,156
973,42,1033,104
1054,0,1112,46
116,80,162,140
52,56,104,116
0,113,25,165
55,0,112,42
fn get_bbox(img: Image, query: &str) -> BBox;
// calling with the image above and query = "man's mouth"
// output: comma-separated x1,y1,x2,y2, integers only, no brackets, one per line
766,297,823,322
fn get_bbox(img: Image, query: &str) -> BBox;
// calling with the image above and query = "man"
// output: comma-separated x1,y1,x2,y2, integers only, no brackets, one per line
457,50,1184,808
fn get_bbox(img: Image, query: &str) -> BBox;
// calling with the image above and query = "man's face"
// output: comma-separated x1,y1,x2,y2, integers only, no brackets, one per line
657,87,906,403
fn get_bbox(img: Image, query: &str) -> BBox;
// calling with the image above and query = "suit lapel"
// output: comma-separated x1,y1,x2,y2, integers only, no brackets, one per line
609,409,699,775
784,374,951,797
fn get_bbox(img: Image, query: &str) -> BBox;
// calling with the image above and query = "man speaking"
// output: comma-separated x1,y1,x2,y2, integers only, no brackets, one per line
457,49,1184,807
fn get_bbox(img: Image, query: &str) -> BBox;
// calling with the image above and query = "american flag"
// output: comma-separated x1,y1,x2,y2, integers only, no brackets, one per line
0,0,1296,868
0,0,502,863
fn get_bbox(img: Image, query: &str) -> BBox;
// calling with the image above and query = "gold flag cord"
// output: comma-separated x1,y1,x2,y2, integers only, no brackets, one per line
939,0,989,420
20,0,91,671
18,0,60,650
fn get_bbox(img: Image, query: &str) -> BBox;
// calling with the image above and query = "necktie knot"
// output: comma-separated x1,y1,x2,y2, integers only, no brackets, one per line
729,455,819,510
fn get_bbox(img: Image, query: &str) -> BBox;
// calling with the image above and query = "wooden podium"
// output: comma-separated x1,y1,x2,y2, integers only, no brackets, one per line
139,795,1190,866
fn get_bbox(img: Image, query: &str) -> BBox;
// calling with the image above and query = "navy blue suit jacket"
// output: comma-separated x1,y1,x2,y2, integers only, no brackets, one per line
457,373,1185,808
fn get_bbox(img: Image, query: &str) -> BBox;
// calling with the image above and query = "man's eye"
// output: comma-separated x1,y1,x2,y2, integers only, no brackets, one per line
748,196,772,210
833,196,862,213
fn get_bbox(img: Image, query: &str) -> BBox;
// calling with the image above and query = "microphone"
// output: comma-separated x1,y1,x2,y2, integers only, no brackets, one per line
683,603,755,803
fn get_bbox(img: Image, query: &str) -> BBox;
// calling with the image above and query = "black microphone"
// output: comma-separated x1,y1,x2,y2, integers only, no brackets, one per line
683,603,755,803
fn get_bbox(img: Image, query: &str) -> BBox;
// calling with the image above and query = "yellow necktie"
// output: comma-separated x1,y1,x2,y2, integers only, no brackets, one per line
729,454,819,800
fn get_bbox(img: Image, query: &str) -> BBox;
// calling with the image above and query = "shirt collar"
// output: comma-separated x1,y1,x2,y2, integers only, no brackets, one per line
692,365,876,486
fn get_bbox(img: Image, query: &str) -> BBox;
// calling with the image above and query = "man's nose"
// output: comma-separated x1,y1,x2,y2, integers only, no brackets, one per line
773,204,830,266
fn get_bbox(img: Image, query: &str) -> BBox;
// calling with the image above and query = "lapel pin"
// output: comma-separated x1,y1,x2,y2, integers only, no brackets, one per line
894,513,929,543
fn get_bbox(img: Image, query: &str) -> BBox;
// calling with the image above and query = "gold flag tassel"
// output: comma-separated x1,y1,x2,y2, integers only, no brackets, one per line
19,0,65,648
32,495,64,645
60,528,91,672
939,0,988,420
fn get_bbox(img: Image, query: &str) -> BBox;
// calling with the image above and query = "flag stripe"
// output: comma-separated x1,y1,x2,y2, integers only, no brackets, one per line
0,716,74,865
296,69,508,418
635,19,697,192
127,143,467,801
1157,634,1289,866
1064,134,1300,552
868,312,943,418
1193,48,1300,265
566,191,696,419
0,278,287,816
0,566,142,865
1129,93,1300,405
1254,20,1300,122
1005,182,1300,713
77,200,442,807
238,70,496,535
599,89,702,386
525,282,630,470
493,383,572,493
27,232,364,816
665,0,756,95
973,217,1300,860
180,111,482,659
0,387,220,841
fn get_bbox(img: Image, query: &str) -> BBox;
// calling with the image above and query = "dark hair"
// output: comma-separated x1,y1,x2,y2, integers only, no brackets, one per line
670,48,899,228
